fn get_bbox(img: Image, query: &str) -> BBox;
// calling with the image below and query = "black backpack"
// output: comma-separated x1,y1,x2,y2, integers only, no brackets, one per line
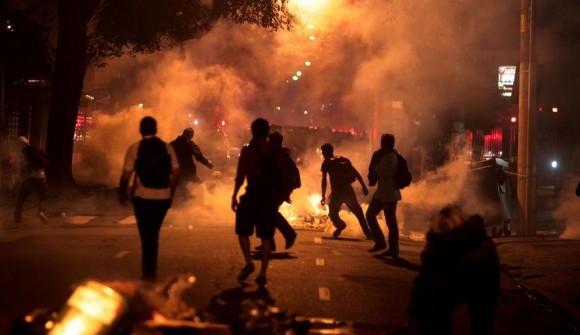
394,151,412,189
332,156,357,184
134,137,172,189
280,150,301,200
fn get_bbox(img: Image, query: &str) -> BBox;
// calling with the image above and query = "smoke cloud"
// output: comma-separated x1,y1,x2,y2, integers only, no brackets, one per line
73,0,525,234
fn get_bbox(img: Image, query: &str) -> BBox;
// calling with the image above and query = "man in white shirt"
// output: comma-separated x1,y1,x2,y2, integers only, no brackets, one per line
119,116,180,282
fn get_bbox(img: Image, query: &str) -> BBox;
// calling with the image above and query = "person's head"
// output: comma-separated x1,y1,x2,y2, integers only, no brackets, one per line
251,118,270,139
381,133,395,150
269,131,283,149
183,127,194,139
321,143,334,159
140,116,157,136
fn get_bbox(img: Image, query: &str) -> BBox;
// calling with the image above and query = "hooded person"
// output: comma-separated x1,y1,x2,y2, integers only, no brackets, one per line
170,127,213,199
14,136,49,227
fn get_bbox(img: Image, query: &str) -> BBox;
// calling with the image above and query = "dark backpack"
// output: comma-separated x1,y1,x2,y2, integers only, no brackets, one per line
280,150,301,200
331,156,357,184
394,151,412,189
134,137,172,189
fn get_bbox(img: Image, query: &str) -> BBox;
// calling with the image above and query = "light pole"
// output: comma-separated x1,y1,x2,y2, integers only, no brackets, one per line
517,0,537,236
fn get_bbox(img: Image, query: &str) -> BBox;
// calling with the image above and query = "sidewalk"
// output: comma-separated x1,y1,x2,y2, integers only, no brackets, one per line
1,187,579,329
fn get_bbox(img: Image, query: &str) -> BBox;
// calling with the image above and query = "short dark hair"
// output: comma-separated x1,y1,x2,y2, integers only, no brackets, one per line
183,127,194,137
269,131,283,147
381,134,395,150
140,116,157,136
251,118,270,138
321,143,334,155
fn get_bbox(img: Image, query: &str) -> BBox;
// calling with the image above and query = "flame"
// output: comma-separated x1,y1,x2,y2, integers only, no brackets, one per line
279,193,328,228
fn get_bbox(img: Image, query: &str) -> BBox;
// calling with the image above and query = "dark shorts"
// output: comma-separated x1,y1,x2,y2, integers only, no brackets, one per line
235,194,277,239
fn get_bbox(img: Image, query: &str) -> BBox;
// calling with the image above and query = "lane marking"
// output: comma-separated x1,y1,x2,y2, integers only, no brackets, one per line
67,216,97,225
118,216,136,225
316,258,325,266
114,251,129,258
332,250,342,256
319,287,331,301
314,237,322,244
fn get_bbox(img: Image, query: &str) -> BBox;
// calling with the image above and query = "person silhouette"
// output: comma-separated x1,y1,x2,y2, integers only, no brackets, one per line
320,143,371,238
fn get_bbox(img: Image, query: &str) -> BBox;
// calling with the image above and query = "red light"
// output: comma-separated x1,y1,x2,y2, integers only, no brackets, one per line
538,107,543,112
510,116,517,123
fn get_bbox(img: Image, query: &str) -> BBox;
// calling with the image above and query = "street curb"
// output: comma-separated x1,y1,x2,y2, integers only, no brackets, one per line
501,265,580,334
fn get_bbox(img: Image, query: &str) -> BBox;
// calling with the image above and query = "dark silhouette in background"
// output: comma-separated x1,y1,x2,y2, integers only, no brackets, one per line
14,136,49,228
366,134,402,257
255,131,300,252
170,127,213,199
231,118,278,286
320,143,371,238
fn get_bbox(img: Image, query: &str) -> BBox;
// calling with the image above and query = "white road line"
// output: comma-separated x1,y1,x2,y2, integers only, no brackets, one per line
314,237,322,244
118,216,136,225
114,251,129,258
319,287,331,301
316,258,325,266
67,216,97,225
332,250,342,256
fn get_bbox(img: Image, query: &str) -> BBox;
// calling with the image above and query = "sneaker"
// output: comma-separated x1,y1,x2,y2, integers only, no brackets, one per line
38,212,49,224
237,263,255,281
380,249,399,258
255,275,267,286
333,225,346,238
285,233,297,249
368,244,387,252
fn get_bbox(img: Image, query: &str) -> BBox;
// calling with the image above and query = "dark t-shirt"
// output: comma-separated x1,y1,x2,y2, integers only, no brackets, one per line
321,157,354,192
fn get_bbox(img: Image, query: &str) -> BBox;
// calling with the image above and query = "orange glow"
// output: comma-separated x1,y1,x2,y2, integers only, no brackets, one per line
290,0,330,16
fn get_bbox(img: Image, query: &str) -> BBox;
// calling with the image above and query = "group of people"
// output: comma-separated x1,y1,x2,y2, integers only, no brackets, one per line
117,116,501,334
117,115,404,285
319,134,403,258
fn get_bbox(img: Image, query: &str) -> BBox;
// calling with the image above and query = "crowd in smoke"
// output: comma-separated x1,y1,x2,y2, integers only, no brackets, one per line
70,0,577,237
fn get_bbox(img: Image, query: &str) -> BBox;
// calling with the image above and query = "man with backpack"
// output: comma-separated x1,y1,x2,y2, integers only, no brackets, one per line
320,143,372,238
118,116,180,282
366,133,407,257
170,127,213,199
14,136,49,228
231,118,278,286
255,131,300,252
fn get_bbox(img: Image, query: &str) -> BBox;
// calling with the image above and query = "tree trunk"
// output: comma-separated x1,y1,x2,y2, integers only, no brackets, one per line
46,0,99,186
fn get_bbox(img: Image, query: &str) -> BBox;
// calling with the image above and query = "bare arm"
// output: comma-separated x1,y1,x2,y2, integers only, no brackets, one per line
118,170,132,205
354,167,369,196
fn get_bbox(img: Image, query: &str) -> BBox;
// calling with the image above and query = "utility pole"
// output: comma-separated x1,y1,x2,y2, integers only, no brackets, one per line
517,0,537,236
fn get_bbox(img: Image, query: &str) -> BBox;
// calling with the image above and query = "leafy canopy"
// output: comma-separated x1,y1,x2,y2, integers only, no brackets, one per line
90,0,294,59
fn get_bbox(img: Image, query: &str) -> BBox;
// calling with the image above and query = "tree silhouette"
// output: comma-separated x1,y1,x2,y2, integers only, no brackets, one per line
46,0,293,185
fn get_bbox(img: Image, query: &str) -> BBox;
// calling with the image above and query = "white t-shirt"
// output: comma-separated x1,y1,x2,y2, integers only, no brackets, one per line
122,135,179,200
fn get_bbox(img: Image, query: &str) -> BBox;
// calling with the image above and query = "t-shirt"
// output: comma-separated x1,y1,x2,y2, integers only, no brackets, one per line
123,135,179,200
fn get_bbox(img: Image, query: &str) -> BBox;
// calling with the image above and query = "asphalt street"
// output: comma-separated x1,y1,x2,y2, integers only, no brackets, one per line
0,190,580,334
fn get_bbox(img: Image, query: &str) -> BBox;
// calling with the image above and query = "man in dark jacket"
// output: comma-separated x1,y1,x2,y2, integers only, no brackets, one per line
14,136,49,228
170,128,213,199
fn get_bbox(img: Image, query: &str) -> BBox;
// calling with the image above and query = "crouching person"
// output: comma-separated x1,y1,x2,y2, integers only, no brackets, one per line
409,206,500,335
